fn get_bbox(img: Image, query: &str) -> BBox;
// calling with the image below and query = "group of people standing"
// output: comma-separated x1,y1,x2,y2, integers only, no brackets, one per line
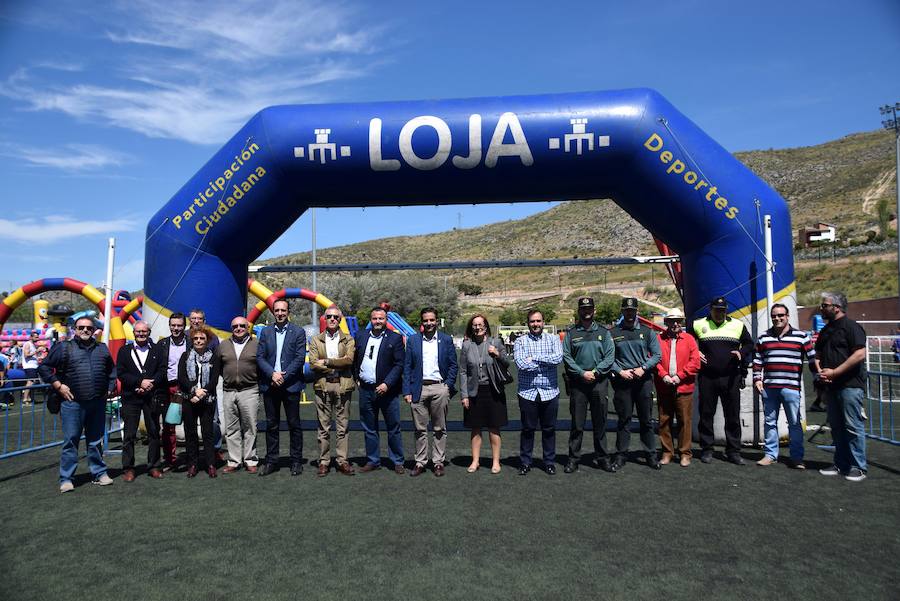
38,288,870,493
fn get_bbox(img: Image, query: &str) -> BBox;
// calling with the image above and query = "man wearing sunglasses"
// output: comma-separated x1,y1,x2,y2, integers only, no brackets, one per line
814,292,868,482
215,317,260,474
39,316,117,493
308,305,356,476
752,304,817,469
257,299,307,476
353,306,406,474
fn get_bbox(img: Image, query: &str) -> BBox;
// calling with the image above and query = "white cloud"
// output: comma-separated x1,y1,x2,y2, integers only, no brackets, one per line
0,1,390,145
114,258,145,291
0,216,137,243
16,144,130,172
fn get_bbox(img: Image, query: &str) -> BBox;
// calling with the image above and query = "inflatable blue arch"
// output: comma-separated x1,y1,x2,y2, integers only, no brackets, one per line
144,88,794,335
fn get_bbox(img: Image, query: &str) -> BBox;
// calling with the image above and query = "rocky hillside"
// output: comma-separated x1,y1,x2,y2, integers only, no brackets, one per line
259,129,896,294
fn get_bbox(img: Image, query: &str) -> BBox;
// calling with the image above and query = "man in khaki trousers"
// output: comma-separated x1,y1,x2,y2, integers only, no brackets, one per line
309,305,356,476
215,316,260,474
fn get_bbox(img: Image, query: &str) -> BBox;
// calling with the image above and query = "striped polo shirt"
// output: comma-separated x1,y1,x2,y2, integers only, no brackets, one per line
752,325,816,390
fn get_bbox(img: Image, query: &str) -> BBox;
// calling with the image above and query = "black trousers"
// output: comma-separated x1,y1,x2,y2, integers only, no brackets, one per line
568,378,610,460
518,394,558,466
182,399,216,468
612,377,656,454
121,398,160,469
263,388,303,465
698,373,742,454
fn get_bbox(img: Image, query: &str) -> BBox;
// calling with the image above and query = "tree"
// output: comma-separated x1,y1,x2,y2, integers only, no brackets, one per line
876,197,894,238
532,302,556,323
499,307,523,326
457,282,483,296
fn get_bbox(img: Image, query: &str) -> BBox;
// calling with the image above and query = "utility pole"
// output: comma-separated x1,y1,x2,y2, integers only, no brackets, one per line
879,102,900,302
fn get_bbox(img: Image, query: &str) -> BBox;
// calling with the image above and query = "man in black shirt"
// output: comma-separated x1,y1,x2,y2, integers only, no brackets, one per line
814,291,868,482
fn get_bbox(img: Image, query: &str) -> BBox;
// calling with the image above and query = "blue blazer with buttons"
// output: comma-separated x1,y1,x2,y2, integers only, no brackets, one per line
353,329,406,396
257,323,307,394
402,332,458,401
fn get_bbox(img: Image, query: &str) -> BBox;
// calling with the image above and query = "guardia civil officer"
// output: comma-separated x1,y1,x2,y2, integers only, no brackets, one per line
609,298,662,470
562,297,615,473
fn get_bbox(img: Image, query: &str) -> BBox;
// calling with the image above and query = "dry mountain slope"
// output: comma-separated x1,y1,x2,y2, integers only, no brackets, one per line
260,129,896,292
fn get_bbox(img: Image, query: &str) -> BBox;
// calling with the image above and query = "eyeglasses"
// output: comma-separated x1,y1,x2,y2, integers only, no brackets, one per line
231,323,248,329
820,303,835,309
771,313,788,319
191,336,207,341
75,325,95,332
134,330,150,335
325,315,341,320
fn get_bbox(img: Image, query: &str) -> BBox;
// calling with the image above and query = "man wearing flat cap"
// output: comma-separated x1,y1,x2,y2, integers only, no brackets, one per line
610,297,662,470
692,296,753,465
562,297,615,473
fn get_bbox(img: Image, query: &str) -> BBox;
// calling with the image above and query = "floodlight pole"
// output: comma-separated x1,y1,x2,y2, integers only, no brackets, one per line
880,102,900,304
764,215,774,327
102,237,115,344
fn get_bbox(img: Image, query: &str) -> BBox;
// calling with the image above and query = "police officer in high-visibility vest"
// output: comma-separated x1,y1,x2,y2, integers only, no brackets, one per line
693,296,753,465
610,297,662,471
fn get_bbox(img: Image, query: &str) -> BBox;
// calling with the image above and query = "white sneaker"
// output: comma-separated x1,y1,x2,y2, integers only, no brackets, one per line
92,473,114,486
59,481,74,493
819,465,842,476
844,468,867,482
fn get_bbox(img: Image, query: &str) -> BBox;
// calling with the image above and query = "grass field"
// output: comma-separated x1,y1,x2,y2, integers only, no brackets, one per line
2,374,898,601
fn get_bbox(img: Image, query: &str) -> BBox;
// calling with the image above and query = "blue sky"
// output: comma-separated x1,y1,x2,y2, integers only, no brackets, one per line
0,0,897,294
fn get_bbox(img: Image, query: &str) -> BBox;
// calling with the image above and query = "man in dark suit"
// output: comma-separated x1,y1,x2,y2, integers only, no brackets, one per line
354,306,406,474
403,307,458,477
155,312,188,470
257,299,307,476
116,321,167,481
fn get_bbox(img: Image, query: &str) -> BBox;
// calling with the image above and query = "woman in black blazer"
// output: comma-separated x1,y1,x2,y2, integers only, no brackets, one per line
178,325,221,478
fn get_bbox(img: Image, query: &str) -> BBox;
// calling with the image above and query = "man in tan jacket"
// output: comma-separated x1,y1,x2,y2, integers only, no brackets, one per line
309,305,356,476
214,316,260,474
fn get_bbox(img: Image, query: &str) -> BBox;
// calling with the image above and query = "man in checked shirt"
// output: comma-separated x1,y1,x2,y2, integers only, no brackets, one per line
514,309,564,476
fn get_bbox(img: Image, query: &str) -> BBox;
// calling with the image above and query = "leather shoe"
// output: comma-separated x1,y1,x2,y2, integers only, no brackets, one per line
222,465,240,474
518,464,531,476
291,463,303,476
613,455,627,471
245,465,258,474
545,464,556,475
433,464,445,477
393,464,405,474
660,453,673,465
647,454,661,470
680,456,692,467
317,463,329,477
215,450,226,464
207,466,217,478
186,465,198,478
162,462,175,473
148,468,163,479
564,461,578,473
699,451,713,464
409,464,426,477
359,463,381,473
122,469,136,482
726,453,746,466
258,463,278,476
338,463,355,476
596,458,615,473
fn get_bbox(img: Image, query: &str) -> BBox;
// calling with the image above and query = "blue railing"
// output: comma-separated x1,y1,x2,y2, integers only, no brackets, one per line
0,382,123,459
866,370,899,446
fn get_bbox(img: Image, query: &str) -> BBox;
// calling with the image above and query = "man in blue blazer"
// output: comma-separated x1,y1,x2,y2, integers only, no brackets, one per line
403,307,458,477
257,299,307,476
354,306,406,474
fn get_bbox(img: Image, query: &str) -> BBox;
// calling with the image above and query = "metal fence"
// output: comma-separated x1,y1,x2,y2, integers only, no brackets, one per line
866,370,899,445
0,382,123,460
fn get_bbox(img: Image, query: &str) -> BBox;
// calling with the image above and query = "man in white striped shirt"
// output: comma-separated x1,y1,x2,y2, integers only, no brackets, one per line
752,303,817,469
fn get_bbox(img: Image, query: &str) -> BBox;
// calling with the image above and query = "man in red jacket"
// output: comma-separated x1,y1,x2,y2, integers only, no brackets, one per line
654,308,701,467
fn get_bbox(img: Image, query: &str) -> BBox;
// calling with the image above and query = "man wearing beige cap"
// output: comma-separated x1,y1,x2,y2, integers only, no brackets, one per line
654,309,700,467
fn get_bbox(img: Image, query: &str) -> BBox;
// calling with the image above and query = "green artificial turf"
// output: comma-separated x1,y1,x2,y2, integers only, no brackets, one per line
1,375,898,601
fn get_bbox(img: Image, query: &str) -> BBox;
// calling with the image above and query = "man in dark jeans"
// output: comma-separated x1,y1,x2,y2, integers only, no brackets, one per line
39,316,116,493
